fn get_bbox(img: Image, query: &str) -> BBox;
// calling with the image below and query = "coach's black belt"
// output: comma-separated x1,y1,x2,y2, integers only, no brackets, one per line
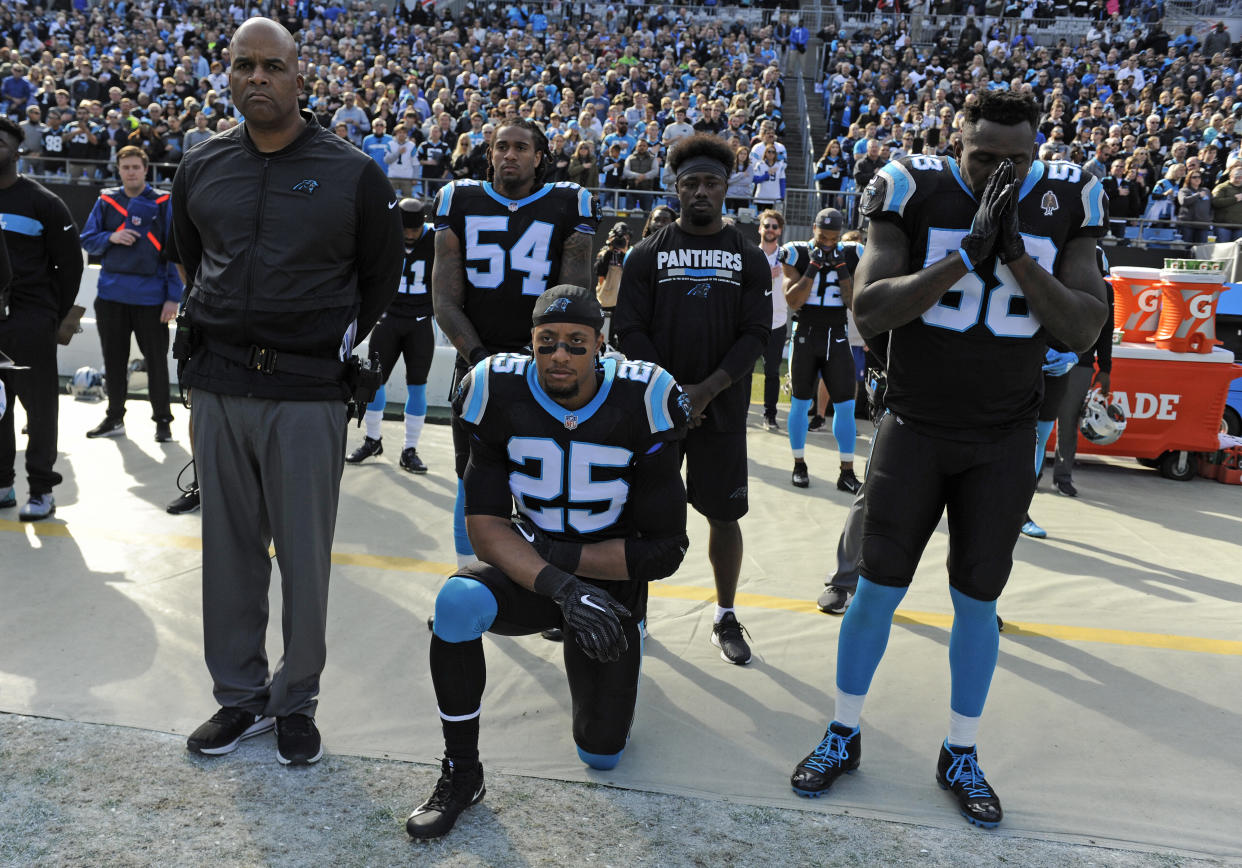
204,338,348,379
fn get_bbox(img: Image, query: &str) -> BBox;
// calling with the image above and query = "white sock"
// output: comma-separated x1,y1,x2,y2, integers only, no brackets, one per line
833,690,866,729
714,605,734,624
364,409,383,440
839,453,855,464
948,710,981,748
404,413,425,450
792,449,805,460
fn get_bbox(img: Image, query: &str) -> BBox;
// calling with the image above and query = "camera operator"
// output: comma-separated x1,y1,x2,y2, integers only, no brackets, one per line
594,221,631,342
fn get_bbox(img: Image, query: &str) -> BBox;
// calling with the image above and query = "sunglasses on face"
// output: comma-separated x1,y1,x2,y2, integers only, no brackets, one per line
761,222,780,229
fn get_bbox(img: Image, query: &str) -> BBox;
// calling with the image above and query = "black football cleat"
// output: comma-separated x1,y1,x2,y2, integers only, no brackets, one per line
399,447,428,473
346,436,383,464
836,468,862,494
791,722,861,796
791,461,809,488
937,741,1003,828
406,758,486,840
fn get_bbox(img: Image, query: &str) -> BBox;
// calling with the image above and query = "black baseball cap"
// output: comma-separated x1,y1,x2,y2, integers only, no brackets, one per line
814,208,845,231
532,284,604,331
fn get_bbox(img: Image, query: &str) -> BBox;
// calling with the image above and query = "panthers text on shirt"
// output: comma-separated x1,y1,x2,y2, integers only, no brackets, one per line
655,248,745,274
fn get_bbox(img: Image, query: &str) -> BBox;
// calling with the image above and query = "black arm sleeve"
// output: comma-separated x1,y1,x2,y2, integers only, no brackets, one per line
1095,282,1114,373
715,245,772,384
170,162,203,289
612,242,662,364
353,160,404,341
622,442,689,581
0,228,11,292
462,431,516,519
42,193,83,320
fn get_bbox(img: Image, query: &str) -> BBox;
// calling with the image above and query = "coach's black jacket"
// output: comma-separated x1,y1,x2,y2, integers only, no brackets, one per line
171,110,403,400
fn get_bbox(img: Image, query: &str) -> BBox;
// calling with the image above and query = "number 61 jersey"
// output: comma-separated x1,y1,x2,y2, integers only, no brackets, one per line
861,156,1107,434
454,353,690,551
434,180,600,352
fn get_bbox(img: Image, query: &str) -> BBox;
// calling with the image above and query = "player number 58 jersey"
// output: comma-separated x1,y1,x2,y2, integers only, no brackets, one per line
861,155,1107,432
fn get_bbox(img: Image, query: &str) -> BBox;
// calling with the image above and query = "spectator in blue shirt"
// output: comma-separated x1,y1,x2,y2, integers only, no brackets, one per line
362,119,394,171
2,66,33,120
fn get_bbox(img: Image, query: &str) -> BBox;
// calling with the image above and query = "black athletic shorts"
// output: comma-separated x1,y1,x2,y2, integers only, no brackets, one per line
1038,371,1069,423
369,312,434,387
455,561,645,756
679,425,749,521
859,413,1035,602
790,321,856,402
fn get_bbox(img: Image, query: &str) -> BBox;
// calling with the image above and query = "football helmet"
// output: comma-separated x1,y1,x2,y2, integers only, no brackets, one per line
1080,387,1126,445
69,366,105,402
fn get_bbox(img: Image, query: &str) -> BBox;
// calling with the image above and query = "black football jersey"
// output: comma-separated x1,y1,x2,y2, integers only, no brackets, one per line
387,222,435,318
862,156,1107,434
779,240,861,327
433,180,600,352
454,353,689,543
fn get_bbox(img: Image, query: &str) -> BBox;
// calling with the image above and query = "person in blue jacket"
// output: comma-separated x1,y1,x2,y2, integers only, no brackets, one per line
78,144,182,442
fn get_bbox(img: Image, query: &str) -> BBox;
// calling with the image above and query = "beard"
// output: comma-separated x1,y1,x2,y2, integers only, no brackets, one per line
541,376,580,400
686,206,716,227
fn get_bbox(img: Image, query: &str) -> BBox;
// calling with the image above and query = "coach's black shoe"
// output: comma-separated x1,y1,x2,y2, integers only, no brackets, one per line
817,585,853,615
0,487,15,508
399,447,428,473
791,722,861,796
541,627,564,641
167,483,200,515
275,713,323,765
807,414,826,433
1055,479,1078,497
346,436,383,464
763,412,779,431
86,416,125,438
154,421,173,442
836,467,862,494
711,612,752,665
791,460,809,488
937,741,1003,828
406,758,486,840
186,706,274,756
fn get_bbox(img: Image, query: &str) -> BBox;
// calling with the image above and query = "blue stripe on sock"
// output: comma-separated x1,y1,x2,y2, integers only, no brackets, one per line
835,576,907,696
948,586,999,718
454,478,474,557
789,397,813,452
833,400,856,456
405,383,427,416
366,384,386,413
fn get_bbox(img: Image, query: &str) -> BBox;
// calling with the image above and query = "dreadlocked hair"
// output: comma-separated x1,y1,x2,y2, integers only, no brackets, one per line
666,133,735,177
964,90,1040,131
486,117,553,186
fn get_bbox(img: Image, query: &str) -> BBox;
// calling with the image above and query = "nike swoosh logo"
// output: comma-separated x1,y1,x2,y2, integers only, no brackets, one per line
765,289,773,296
517,524,535,543
580,594,606,612
416,315,429,322
387,200,399,209
63,224,74,231
834,338,847,343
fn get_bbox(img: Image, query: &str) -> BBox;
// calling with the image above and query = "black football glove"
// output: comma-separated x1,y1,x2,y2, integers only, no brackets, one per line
807,245,829,270
959,160,1015,272
534,566,631,663
511,513,582,572
996,159,1026,263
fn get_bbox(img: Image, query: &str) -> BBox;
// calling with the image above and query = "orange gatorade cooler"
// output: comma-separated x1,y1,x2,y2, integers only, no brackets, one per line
1108,266,1163,342
1153,270,1228,353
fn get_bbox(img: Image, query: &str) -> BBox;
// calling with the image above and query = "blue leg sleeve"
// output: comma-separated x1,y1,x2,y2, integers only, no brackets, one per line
577,747,623,770
405,383,427,416
366,383,386,413
835,576,907,695
1034,419,1054,476
948,586,1000,718
432,576,499,642
454,478,474,558
832,399,857,458
789,397,813,453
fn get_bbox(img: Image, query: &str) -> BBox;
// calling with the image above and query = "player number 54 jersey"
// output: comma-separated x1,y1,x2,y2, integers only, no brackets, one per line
434,180,600,352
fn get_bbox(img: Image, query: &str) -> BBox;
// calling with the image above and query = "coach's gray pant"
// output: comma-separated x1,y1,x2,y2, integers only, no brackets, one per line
192,390,347,719
1053,365,1095,485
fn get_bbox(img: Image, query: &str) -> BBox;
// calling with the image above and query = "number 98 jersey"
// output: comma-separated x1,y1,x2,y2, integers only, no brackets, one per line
434,180,600,352
453,353,690,544
862,156,1107,434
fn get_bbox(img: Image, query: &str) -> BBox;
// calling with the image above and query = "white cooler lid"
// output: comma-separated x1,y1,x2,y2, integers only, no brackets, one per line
1109,266,1163,279
1113,342,1236,362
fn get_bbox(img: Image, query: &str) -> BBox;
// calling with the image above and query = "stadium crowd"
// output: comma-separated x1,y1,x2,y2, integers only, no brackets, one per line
3,0,1242,237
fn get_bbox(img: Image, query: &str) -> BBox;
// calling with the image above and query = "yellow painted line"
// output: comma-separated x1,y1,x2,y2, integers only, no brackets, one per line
5,519,1241,656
